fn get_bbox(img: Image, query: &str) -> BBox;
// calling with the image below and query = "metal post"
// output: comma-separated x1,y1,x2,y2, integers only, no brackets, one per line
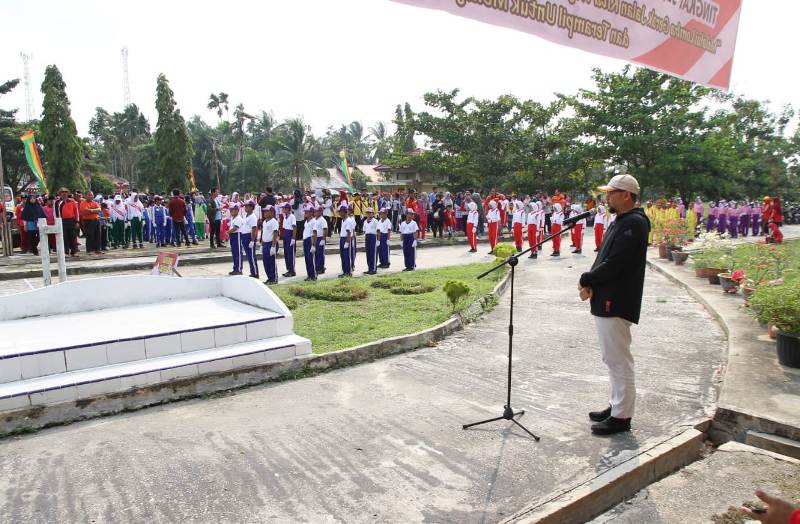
54,218,66,282
0,146,12,257
38,218,52,286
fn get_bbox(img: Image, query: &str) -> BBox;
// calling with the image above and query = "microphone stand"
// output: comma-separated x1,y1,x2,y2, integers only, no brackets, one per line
462,217,585,441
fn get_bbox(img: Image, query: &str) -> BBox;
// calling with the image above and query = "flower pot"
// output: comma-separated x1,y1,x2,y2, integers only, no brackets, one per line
776,331,800,368
694,267,710,278
672,250,689,265
718,272,739,293
768,323,778,340
742,286,755,301
707,268,724,285
658,243,668,259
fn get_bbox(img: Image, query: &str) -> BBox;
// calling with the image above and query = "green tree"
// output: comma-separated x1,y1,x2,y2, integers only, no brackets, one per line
40,65,84,193
273,118,322,189
0,79,34,192
154,73,193,192
368,121,390,163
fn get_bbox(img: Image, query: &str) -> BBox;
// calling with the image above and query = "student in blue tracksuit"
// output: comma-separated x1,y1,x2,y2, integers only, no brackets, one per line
313,204,327,274
301,204,317,281
399,207,420,271
348,204,357,271
338,203,355,277
281,202,297,277
363,207,379,275
142,199,152,243
377,207,392,269
185,196,198,245
153,196,169,247
228,204,244,275
241,200,259,278
260,205,280,284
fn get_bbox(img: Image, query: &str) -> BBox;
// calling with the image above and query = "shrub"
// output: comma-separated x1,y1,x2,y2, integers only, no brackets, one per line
370,277,402,289
749,281,800,334
443,279,470,311
389,283,435,295
493,243,516,261
290,282,368,302
282,296,300,310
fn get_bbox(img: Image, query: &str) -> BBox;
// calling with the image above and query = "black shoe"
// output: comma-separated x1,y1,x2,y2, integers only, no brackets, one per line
551,251,560,257
528,253,536,259
572,249,582,254
304,276,316,281
266,279,278,285
317,269,325,274
589,405,611,422
218,243,227,248
192,241,198,245
594,248,599,252
364,270,377,275
249,274,259,279
591,416,631,435
229,271,242,276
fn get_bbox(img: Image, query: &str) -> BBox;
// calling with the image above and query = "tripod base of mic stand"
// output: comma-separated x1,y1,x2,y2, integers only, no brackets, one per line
462,405,541,441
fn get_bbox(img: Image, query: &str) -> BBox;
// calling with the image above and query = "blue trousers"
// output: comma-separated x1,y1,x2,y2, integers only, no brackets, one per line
282,230,295,273
155,224,168,246
402,233,416,269
365,233,377,272
303,237,316,278
728,216,738,239
241,232,258,277
351,236,357,269
314,237,325,272
262,244,278,282
378,232,390,266
339,237,352,275
143,219,151,241
230,232,242,273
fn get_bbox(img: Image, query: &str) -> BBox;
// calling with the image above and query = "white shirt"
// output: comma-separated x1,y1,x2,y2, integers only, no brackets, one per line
512,209,526,225
551,211,564,225
399,220,419,235
594,206,607,227
282,213,296,232
322,198,333,217
292,200,304,221
127,200,143,219
378,218,391,234
261,217,279,243
525,212,537,227
111,203,127,222
467,208,479,225
486,209,500,223
363,217,379,235
341,216,356,238
314,216,327,237
302,218,316,239
229,214,245,233
242,212,258,234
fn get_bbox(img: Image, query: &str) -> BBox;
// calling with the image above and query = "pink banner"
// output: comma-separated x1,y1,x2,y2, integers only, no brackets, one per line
390,0,741,89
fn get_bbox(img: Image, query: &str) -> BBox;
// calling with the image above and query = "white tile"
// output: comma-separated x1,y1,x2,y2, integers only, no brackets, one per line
145,334,181,358
20,352,66,379
264,346,296,363
119,371,161,390
0,394,30,412
274,317,293,336
246,320,276,342
107,340,146,364
30,386,78,406
0,357,23,383
181,329,216,353
198,358,234,375
65,345,108,371
160,365,198,382
232,352,266,369
76,378,123,399
294,340,312,357
214,325,246,347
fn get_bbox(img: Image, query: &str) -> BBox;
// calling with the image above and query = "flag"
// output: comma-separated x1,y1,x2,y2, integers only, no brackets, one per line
339,150,355,190
20,130,47,192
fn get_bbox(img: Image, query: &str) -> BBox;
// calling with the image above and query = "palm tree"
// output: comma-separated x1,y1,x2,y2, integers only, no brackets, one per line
219,92,230,121
368,121,389,163
207,93,222,120
272,118,322,189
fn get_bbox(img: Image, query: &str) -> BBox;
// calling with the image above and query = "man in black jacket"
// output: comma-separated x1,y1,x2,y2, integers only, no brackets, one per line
578,174,650,435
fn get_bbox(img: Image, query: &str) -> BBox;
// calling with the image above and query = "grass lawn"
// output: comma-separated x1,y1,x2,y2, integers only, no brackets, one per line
271,263,507,354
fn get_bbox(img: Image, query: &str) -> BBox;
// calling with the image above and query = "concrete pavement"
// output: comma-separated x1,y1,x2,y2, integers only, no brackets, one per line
0,240,725,523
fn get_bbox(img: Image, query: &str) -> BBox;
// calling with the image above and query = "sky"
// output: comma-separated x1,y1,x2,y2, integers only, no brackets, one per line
1,0,798,138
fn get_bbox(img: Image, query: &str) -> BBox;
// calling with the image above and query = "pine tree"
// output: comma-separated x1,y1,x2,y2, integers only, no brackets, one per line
40,65,84,193
154,74,192,192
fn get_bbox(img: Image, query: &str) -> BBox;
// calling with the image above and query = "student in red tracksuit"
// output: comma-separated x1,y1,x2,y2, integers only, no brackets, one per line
551,203,564,257
512,200,525,252
594,203,607,252
486,199,500,254
466,201,479,253
526,202,540,259
571,203,586,254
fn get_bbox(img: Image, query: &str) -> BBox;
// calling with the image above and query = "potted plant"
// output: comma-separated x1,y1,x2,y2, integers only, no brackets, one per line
689,232,732,278
658,242,668,259
749,282,800,368
661,218,688,262
672,250,690,265
718,269,746,294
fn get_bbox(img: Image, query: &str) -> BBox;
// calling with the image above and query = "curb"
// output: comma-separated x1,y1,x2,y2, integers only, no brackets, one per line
504,425,707,523
645,255,800,444
0,268,510,437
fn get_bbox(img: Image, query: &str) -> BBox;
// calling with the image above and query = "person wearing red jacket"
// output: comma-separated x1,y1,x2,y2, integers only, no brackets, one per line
167,189,190,247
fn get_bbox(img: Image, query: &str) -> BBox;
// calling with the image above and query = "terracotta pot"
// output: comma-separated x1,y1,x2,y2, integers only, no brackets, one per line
672,251,689,265
742,286,755,301
718,272,739,293
658,243,668,259
695,267,710,278
768,323,778,340
707,268,724,285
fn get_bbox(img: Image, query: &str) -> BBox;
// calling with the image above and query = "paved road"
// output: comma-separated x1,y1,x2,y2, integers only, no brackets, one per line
0,240,725,523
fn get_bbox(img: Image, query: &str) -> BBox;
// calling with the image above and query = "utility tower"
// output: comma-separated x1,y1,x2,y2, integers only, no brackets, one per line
121,46,131,107
20,53,34,121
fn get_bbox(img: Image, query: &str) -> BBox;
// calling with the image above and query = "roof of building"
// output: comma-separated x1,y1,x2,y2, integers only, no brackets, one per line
309,168,352,191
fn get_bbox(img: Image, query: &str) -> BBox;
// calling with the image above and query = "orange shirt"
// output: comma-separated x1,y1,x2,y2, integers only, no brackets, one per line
79,200,101,220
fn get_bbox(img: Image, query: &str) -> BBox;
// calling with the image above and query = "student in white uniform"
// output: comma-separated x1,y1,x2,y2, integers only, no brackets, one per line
399,207,420,271
377,207,392,268
363,207,379,274
241,201,259,278
313,204,328,274
281,203,297,277
227,204,245,275
301,204,317,281
338,203,355,277
260,205,280,284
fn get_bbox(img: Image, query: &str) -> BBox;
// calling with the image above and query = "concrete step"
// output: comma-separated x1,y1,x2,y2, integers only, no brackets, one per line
745,430,800,460
0,334,311,412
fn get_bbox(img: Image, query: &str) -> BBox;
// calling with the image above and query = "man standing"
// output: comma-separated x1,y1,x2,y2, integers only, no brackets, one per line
208,188,224,248
55,188,79,256
79,191,103,255
168,189,190,247
578,174,650,436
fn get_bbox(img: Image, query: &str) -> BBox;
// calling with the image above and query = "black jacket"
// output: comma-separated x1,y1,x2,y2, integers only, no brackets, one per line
579,208,650,324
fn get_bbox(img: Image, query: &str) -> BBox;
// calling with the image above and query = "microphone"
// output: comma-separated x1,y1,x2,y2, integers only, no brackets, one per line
563,208,597,226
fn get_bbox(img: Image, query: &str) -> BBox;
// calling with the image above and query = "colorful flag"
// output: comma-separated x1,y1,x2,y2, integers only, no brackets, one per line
20,130,47,192
339,150,354,190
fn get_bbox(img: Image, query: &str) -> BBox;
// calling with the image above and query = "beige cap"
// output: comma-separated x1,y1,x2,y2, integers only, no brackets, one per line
598,174,640,194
